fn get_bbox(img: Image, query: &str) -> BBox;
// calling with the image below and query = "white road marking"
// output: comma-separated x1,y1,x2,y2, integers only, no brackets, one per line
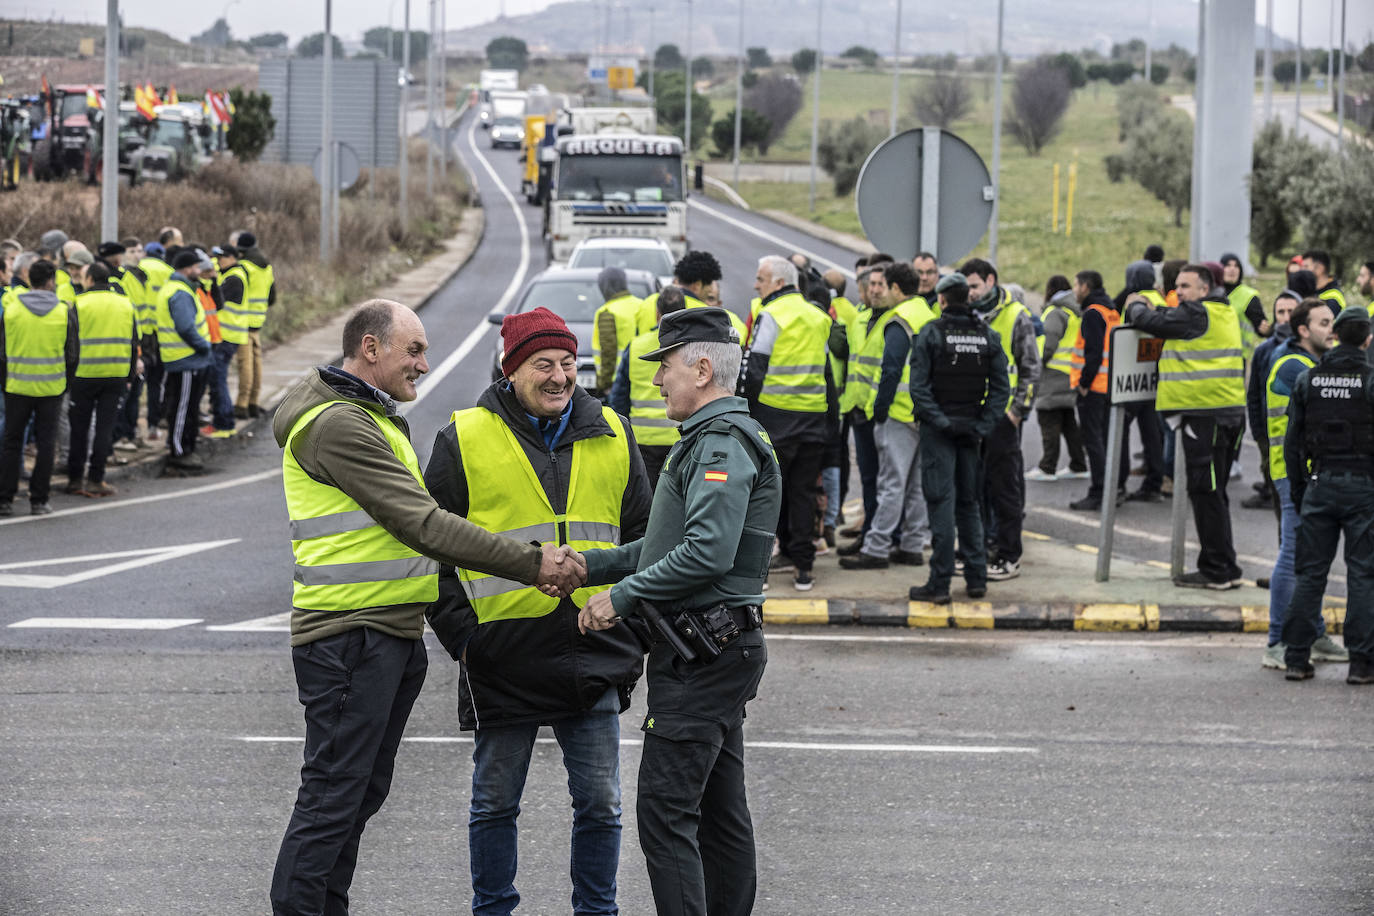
410,112,532,407
764,633,1255,648
0,539,241,589
688,197,856,279
0,469,282,527
10,617,202,629
206,612,292,632
238,736,1036,753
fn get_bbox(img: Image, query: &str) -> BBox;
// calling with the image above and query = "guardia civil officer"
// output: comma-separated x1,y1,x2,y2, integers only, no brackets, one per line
907,273,1011,603
1279,305,1374,684
577,307,782,916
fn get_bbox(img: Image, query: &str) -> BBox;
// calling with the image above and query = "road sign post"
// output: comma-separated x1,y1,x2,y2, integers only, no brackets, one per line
1096,327,1163,581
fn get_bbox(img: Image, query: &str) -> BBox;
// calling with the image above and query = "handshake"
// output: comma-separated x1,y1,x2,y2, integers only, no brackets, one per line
535,544,588,598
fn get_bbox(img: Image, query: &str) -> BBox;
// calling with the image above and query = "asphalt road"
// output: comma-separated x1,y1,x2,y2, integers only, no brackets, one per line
3,107,1370,914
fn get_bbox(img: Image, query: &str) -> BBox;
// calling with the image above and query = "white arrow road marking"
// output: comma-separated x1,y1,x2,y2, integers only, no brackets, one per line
238,736,1038,753
0,469,282,527
206,612,292,632
0,538,240,589
687,197,857,280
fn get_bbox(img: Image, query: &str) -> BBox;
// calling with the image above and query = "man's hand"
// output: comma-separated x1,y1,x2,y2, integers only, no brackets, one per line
1005,409,1021,427
1124,292,1147,307
535,544,587,598
577,589,620,635
1259,319,1272,335
1078,385,1090,397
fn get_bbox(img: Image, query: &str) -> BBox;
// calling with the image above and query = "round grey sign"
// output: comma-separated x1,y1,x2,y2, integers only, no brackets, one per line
312,141,362,191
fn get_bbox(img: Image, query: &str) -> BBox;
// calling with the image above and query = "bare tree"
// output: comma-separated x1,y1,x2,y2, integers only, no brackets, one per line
911,70,972,128
744,73,804,150
1006,60,1072,156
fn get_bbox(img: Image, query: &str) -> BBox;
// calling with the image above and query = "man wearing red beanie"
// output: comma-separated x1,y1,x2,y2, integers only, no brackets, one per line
424,305,654,916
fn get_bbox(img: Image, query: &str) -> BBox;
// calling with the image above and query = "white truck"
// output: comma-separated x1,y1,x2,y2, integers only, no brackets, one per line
477,69,519,128
488,91,529,148
544,133,688,263
563,107,657,137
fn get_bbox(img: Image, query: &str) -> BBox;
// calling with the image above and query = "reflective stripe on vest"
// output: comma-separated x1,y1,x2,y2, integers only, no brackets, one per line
240,260,274,329
74,289,136,378
215,263,252,345
154,277,209,364
1265,349,1315,481
1318,286,1347,313
627,328,681,446
3,296,69,396
988,293,1032,409
838,304,874,414
283,401,439,611
882,297,935,423
1069,302,1120,394
1041,303,1081,377
759,292,831,412
453,405,629,622
1227,283,1262,360
592,293,642,380
1156,300,1246,412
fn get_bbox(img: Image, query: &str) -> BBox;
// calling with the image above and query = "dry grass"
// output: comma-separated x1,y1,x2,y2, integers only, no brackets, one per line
0,137,470,343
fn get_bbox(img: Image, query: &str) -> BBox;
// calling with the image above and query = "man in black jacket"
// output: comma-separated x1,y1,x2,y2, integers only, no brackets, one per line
424,307,653,916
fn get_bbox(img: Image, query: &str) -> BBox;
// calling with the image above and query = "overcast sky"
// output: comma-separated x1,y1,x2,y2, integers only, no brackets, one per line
16,0,1374,48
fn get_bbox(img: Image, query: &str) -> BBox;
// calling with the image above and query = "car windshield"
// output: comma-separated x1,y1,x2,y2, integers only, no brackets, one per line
518,276,653,323
60,94,88,118
493,116,521,128
148,118,186,147
556,154,682,202
569,247,673,276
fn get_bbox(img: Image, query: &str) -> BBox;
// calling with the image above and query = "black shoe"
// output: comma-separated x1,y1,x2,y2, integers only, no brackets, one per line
1348,659,1374,685
1069,496,1101,511
837,540,864,557
966,584,987,598
248,404,261,418
909,584,951,604
889,549,925,566
768,553,796,573
0,501,11,518
234,405,250,420
1285,662,1315,681
30,501,52,516
1126,489,1164,503
1256,577,1270,590
1174,571,1238,590
1241,492,1273,510
168,452,205,470
839,552,889,570
1251,480,1267,493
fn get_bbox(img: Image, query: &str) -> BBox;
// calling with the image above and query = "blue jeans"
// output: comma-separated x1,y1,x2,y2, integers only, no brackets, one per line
1268,477,1325,645
852,418,880,535
821,465,841,528
209,341,239,430
470,688,622,916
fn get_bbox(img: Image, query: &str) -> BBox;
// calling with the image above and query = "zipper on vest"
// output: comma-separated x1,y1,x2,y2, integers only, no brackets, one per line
550,449,568,545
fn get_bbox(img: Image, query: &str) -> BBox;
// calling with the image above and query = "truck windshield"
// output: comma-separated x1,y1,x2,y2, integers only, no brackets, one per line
557,154,683,203
493,116,521,128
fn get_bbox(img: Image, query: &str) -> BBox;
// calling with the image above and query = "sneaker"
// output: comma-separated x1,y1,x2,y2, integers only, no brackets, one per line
1285,662,1315,681
889,549,925,566
986,559,1020,581
839,552,889,570
209,428,237,439
954,558,965,575
1241,492,1273,510
838,524,863,538
145,428,164,442
966,584,987,598
909,584,951,604
1347,658,1374,685
1025,468,1057,482
1059,468,1091,479
837,540,864,557
793,569,814,591
768,554,796,573
1229,463,1242,479
30,501,52,516
813,537,831,557
1256,577,1270,590
234,405,250,420
84,481,117,498
113,438,140,452
1262,643,1287,670
1126,489,1164,503
1251,480,1267,493
1173,571,1238,590
822,525,837,548
199,424,218,437
1070,496,1102,511
1311,634,1350,663
64,479,85,495
167,452,205,470
1161,477,1173,495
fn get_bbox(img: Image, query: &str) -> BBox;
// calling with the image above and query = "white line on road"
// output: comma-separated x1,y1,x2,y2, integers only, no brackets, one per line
0,468,283,526
205,612,292,632
687,197,856,280
764,633,1254,649
10,617,202,629
238,736,1036,753
411,111,532,407
0,539,241,589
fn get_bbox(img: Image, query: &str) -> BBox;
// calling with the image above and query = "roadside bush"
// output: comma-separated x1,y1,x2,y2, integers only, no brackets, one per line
817,116,886,195
1006,60,1072,156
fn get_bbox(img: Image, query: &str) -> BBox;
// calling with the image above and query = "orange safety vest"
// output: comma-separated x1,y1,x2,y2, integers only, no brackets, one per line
198,286,222,344
1069,301,1120,394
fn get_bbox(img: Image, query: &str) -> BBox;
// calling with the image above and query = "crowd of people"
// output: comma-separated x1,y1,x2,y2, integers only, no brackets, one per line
591,245,1374,683
0,225,275,514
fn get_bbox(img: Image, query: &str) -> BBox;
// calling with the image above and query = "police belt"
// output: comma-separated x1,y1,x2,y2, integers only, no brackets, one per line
639,600,762,665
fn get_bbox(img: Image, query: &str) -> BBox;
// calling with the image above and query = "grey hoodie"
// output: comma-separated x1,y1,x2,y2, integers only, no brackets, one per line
0,289,79,392
1037,290,1082,411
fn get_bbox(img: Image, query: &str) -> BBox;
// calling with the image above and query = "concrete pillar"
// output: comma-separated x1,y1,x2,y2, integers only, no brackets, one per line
1191,0,1256,262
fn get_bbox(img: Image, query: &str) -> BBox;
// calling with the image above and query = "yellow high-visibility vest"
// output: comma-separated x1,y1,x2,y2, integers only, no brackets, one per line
626,328,680,447
1156,300,1246,413
3,294,69,396
592,292,642,383
74,288,137,379
1265,349,1315,481
239,260,275,330
757,291,831,413
215,263,253,345
154,277,209,364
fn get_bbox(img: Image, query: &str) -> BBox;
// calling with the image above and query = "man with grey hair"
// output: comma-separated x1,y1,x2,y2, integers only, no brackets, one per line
743,254,837,590
578,306,781,916
593,265,642,394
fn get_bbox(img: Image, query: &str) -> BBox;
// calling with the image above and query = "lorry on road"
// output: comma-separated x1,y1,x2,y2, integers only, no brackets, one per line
488,90,528,148
477,69,519,128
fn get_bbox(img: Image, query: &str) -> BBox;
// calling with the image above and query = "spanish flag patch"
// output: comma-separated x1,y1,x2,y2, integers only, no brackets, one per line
703,471,729,482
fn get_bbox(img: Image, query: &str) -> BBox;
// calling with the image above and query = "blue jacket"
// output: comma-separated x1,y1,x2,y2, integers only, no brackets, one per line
162,272,213,372
1246,328,1292,445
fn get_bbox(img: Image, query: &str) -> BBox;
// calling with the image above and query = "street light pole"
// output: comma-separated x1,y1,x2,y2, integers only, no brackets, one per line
439,0,447,181
100,0,118,242
320,0,334,262
988,0,1004,263
732,0,743,187
425,0,435,197
1337,0,1346,145
647,4,655,99
400,0,410,232
889,0,901,136
684,0,693,159
1295,0,1303,132
1144,0,1153,84
1263,0,1273,121
808,0,822,213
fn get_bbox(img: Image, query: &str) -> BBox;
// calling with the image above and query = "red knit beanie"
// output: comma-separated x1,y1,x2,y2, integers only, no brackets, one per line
500,307,578,377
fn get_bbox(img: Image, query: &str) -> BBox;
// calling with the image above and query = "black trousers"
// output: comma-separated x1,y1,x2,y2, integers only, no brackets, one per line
981,415,1024,564
1036,406,1086,474
1282,471,1374,665
773,437,824,571
271,627,427,916
1078,392,1110,500
113,371,142,442
637,632,767,916
67,376,126,484
1121,401,1165,493
852,417,879,535
161,367,207,458
921,426,987,591
1181,416,1243,583
144,346,164,426
640,444,672,493
0,392,61,504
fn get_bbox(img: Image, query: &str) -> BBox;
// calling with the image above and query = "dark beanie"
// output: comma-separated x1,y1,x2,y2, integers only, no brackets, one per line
237,231,257,249
500,307,578,377
97,241,126,258
172,249,200,270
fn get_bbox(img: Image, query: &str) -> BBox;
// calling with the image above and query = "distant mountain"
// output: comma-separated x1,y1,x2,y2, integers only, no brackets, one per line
445,0,1292,59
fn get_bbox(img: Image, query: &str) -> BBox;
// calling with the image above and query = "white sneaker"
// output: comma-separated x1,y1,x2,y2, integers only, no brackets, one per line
1025,468,1057,482
813,537,831,557
1311,634,1350,662
1060,469,1091,480
1261,642,1286,670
